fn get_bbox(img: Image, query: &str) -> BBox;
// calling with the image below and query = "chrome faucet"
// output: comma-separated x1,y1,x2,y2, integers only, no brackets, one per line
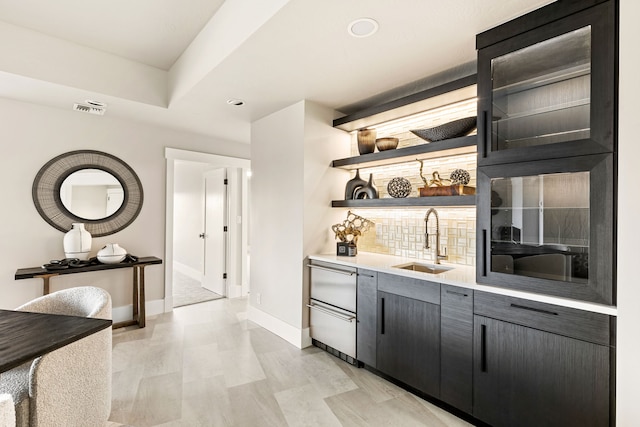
424,208,448,264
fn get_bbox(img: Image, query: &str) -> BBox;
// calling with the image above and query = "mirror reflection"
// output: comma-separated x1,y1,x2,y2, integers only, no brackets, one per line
60,169,124,220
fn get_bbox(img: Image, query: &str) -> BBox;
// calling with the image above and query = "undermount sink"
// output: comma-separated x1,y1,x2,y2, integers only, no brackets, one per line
392,262,453,275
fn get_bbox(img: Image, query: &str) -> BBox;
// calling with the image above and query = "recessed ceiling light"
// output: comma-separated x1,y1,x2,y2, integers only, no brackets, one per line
227,99,244,106
348,18,379,38
85,99,106,108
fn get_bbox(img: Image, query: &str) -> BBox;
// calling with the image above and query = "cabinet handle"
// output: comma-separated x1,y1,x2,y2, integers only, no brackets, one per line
482,110,488,158
358,273,375,278
510,303,558,316
481,324,487,372
380,297,385,335
445,289,469,297
482,229,487,277
306,264,356,276
306,303,355,322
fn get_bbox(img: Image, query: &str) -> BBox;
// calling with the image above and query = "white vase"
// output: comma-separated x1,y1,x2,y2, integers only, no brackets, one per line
63,223,92,260
97,243,127,264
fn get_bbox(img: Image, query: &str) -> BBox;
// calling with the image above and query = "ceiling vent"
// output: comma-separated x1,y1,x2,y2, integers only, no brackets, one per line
73,103,106,116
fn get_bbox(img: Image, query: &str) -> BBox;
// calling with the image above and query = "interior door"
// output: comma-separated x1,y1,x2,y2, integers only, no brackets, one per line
203,168,227,295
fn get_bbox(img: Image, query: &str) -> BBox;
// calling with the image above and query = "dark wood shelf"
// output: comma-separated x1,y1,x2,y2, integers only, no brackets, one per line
332,135,477,170
332,195,476,208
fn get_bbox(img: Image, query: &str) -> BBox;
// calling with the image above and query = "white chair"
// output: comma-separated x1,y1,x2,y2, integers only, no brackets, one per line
0,394,15,427
0,286,112,427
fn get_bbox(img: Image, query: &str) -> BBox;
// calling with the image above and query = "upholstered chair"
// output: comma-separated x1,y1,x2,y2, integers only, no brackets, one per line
0,286,112,427
0,394,15,427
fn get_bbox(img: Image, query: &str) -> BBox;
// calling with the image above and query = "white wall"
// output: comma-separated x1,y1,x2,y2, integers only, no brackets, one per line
248,100,349,346
0,97,249,316
615,0,640,424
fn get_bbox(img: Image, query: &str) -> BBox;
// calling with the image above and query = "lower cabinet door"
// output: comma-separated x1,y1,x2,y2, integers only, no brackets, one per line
473,315,610,427
377,291,440,397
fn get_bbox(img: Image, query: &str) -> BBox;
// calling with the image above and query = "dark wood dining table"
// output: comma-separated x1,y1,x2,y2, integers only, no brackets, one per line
0,309,112,373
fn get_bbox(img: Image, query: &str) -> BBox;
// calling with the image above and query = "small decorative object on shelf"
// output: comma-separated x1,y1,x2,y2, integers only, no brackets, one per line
332,210,374,256
387,177,412,198
449,168,471,185
357,128,377,154
410,116,477,142
353,174,379,199
375,137,399,151
344,169,368,200
97,243,127,264
63,223,92,260
417,161,475,196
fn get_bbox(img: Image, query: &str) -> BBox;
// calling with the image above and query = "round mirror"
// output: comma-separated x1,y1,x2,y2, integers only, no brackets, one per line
59,169,125,220
32,150,143,237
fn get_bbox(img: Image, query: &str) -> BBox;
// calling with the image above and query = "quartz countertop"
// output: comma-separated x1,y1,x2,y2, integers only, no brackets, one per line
308,252,617,316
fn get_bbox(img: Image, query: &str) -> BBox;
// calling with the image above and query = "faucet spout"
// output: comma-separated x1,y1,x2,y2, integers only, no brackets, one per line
424,208,448,264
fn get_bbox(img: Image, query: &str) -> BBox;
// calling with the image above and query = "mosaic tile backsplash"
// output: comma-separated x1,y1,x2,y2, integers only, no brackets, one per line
353,208,477,266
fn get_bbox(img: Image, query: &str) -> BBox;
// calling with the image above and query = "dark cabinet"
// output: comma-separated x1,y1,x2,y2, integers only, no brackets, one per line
473,292,612,427
356,269,377,368
377,291,440,397
440,285,473,414
476,153,614,304
477,0,616,166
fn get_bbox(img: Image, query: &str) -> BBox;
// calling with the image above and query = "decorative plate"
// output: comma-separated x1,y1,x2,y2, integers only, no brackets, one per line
387,177,412,198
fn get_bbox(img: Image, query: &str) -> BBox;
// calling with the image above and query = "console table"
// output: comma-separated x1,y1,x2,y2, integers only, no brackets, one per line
15,256,162,329
0,309,112,373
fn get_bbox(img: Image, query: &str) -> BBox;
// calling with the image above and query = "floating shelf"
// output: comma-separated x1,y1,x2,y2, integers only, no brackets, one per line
332,135,477,170
332,195,476,208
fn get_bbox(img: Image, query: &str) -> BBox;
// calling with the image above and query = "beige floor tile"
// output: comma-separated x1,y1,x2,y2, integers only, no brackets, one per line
275,383,343,427
109,297,472,427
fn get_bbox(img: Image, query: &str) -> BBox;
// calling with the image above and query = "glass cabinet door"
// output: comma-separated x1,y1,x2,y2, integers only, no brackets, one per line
477,1,615,165
491,27,591,152
476,154,613,305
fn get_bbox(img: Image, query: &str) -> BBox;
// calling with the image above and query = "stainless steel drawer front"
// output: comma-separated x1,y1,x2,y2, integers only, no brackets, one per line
309,263,357,312
309,300,356,359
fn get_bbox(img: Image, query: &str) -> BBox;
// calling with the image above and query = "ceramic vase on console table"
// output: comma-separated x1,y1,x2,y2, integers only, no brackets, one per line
63,223,92,260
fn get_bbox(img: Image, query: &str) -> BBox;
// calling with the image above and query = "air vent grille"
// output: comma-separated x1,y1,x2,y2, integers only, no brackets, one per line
73,103,106,116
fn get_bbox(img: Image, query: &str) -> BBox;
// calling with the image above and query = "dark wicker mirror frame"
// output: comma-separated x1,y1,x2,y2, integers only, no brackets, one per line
32,150,143,237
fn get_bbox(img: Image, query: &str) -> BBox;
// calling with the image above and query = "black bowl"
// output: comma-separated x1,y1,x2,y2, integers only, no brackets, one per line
410,116,477,142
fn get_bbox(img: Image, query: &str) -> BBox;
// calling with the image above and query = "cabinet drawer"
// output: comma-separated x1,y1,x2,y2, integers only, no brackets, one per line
474,291,610,346
378,273,440,305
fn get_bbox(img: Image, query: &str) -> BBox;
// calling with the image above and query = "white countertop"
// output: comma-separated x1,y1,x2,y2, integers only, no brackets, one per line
308,252,617,316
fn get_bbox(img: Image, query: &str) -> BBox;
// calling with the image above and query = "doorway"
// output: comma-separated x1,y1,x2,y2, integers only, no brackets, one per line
164,148,250,312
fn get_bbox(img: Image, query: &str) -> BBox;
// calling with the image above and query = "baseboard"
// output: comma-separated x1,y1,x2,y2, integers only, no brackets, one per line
301,327,312,348
173,262,203,282
247,305,307,349
113,299,165,323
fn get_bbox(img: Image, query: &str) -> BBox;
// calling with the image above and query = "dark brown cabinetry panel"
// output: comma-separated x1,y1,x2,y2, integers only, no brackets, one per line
377,291,440,397
440,285,473,414
356,269,377,368
473,315,610,427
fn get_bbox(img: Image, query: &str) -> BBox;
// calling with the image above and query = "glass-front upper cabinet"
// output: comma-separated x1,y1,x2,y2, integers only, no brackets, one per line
477,1,615,166
476,154,614,305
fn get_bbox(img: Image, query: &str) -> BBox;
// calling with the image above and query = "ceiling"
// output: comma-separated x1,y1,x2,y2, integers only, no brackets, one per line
0,0,553,145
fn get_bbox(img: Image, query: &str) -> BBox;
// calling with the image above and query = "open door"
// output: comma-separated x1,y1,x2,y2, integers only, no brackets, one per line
202,168,227,295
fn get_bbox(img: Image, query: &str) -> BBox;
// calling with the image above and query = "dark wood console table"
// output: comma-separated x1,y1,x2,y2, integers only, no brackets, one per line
15,256,162,329
0,309,112,373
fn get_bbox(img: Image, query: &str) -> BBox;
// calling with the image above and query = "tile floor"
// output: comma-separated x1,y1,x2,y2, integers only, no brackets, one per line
109,298,473,427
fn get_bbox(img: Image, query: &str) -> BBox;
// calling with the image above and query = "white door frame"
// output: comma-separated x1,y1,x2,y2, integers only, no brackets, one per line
164,147,250,312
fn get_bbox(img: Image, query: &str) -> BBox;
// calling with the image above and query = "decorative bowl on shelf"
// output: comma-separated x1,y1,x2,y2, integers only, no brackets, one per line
410,116,477,142
375,137,399,151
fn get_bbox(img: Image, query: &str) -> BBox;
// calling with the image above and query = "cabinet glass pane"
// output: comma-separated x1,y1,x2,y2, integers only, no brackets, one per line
491,26,591,151
490,172,589,283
